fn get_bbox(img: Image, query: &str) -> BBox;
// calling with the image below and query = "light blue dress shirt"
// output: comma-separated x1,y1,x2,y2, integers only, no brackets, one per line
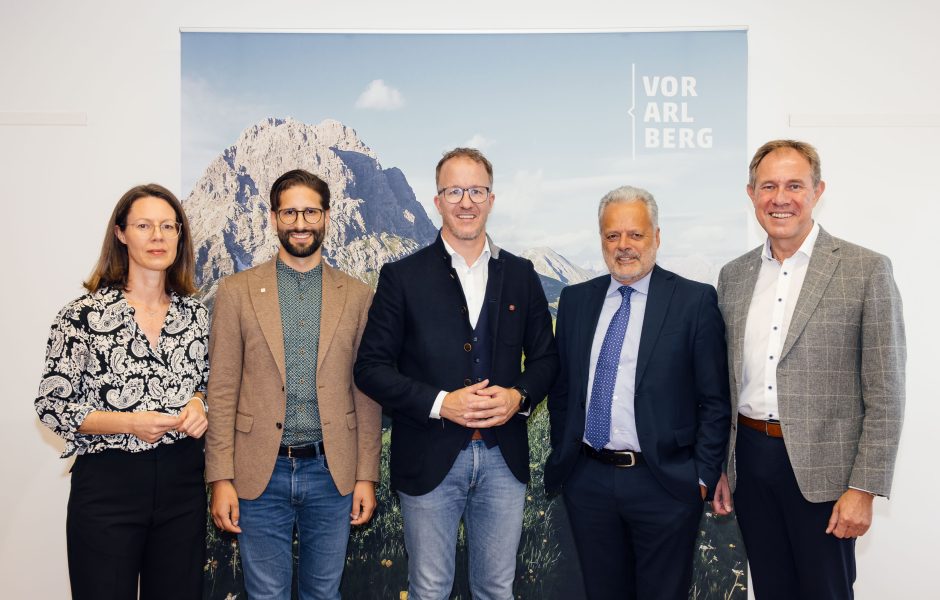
583,271,652,451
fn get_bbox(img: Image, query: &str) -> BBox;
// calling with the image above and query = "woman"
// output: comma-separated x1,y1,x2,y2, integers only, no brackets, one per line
36,184,209,600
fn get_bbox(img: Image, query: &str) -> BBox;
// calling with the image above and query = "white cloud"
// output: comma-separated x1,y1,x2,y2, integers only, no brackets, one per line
464,133,494,149
355,79,405,110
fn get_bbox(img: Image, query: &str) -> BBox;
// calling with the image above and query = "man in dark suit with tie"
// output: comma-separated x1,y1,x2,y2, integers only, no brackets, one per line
355,148,558,600
544,185,730,600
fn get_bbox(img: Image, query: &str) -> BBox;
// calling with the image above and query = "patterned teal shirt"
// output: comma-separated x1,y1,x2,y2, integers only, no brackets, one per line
276,259,322,445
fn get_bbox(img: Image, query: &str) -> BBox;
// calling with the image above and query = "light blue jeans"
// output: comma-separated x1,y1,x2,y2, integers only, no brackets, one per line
237,455,352,600
398,440,526,600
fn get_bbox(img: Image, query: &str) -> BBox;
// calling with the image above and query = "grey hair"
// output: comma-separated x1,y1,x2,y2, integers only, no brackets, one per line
598,186,659,230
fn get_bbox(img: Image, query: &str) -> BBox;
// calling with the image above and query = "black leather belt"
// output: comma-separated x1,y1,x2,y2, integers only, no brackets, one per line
278,441,325,459
582,443,644,467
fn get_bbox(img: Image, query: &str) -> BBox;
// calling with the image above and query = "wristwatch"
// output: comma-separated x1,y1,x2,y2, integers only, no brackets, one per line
512,386,531,413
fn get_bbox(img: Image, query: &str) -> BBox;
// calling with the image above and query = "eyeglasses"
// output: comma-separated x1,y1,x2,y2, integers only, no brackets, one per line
437,186,491,204
126,222,182,237
276,207,325,225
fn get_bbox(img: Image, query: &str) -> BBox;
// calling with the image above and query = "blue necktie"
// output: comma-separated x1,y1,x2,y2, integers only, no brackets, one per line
585,286,635,449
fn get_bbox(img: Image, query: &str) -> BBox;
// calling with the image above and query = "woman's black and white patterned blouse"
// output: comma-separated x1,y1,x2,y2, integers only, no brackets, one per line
36,287,210,457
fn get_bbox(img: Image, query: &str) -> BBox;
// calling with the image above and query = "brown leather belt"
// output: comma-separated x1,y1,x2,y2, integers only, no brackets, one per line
738,414,783,438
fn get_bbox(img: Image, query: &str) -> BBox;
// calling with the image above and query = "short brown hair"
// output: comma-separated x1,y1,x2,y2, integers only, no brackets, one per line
84,184,197,296
435,148,494,189
269,169,331,212
749,140,822,188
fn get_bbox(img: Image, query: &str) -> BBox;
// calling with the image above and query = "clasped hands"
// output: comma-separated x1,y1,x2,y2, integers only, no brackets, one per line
439,379,522,428
132,397,207,443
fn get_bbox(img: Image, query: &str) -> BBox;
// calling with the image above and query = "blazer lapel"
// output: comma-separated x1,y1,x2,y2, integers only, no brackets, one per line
249,259,287,384
317,265,345,373
780,228,840,360
485,253,505,344
731,248,763,388
635,265,675,385
578,276,612,401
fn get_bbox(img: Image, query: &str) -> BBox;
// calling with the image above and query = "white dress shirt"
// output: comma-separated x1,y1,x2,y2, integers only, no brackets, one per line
739,221,820,420
429,236,491,419
583,271,652,451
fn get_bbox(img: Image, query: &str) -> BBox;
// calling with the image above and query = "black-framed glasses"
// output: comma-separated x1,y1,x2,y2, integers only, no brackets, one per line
276,207,325,224
127,222,182,237
437,186,491,204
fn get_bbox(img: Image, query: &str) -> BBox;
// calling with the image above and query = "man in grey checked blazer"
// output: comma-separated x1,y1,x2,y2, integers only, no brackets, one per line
712,140,905,599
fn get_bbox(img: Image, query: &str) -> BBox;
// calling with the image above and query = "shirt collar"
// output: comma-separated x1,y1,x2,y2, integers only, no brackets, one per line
762,220,820,263
606,267,653,297
442,235,491,269
276,258,322,277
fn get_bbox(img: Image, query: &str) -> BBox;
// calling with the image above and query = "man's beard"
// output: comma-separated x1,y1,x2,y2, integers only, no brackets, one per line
278,227,324,258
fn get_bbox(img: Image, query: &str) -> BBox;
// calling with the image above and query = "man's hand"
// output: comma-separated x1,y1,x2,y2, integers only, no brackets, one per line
350,480,377,526
826,488,874,538
711,472,733,515
210,480,242,533
439,379,490,426
176,397,208,439
464,385,523,428
131,412,182,444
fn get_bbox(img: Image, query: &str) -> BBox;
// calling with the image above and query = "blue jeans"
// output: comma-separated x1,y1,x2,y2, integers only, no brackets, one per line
398,440,526,600
237,455,352,600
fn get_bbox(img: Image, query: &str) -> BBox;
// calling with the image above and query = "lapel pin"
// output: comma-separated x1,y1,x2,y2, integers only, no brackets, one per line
508,304,516,312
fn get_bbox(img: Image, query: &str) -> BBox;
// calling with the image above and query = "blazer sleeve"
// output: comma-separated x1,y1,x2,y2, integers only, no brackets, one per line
352,287,382,483
851,255,906,497
513,261,559,411
354,262,440,428
547,285,572,448
205,278,244,484
691,284,732,492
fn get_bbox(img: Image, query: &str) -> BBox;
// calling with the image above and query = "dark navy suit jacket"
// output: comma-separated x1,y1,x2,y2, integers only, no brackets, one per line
544,265,730,502
355,234,558,496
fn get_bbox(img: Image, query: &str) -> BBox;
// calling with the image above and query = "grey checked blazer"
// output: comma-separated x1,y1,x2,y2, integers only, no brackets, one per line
717,227,905,502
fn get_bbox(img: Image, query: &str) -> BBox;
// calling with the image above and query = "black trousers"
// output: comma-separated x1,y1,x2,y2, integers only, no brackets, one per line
734,424,856,600
562,454,703,600
66,437,206,600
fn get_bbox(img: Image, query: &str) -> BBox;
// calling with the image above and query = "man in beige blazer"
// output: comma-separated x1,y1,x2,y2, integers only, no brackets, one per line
206,169,382,600
712,140,905,599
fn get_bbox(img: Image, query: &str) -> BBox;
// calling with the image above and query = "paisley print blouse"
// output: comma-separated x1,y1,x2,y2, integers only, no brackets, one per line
36,288,209,457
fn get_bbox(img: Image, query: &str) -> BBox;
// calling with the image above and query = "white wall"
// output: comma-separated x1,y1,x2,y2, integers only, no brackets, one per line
2,1,936,598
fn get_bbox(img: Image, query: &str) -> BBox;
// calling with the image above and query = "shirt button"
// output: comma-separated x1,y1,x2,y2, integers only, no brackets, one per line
299,320,306,327
768,385,773,390
299,378,305,384
299,348,306,355
773,326,778,330
474,358,480,364
783,271,788,276
299,295,304,301
769,356,774,360
276,422,283,429
464,378,472,386
778,298,783,302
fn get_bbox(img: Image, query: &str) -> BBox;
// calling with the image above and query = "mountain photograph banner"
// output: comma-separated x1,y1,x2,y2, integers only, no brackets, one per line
182,29,748,599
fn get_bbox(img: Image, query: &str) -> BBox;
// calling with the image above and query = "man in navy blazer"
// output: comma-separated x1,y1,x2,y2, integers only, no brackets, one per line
355,148,558,600
544,186,729,600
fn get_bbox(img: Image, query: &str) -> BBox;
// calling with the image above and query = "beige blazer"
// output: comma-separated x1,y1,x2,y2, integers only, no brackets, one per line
205,258,382,499
718,227,905,502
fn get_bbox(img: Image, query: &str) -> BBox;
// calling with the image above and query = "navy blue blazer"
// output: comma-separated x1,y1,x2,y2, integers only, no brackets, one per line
543,265,730,502
354,234,558,496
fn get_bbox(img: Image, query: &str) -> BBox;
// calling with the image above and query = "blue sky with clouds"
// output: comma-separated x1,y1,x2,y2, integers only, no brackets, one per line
182,30,747,276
